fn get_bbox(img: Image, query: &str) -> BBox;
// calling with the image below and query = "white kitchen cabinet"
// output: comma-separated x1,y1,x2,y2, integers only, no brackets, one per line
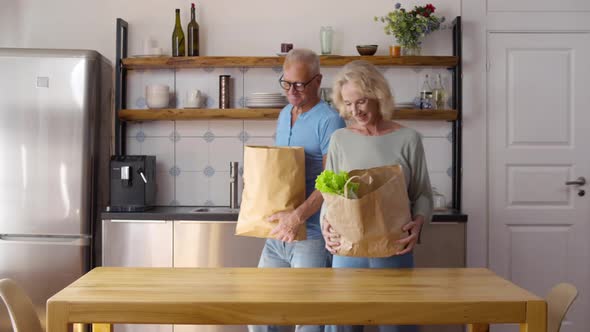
102,219,174,332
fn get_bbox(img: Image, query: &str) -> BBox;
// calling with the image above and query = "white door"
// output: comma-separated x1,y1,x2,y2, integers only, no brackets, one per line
488,32,590,332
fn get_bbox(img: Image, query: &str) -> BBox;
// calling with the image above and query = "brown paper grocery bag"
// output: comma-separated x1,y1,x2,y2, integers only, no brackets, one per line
236,145,307,240
321,164,411,257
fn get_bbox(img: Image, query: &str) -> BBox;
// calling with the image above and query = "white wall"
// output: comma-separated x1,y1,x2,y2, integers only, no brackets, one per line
461,4,488,268
1,0,459,63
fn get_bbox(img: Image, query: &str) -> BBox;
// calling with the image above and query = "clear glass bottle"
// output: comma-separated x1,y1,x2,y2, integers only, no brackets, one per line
187,3,200,56
432,74,447,110
419,74,433,109
172,9,185,57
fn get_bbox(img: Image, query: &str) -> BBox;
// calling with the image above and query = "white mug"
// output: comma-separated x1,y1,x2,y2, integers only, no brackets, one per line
186,89,202,108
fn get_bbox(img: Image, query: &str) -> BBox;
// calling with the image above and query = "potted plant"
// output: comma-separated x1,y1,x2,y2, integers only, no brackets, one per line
375,3,445,56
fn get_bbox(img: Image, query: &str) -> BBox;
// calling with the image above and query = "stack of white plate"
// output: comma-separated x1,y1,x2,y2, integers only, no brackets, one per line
246,92,288,108
395,101,417,109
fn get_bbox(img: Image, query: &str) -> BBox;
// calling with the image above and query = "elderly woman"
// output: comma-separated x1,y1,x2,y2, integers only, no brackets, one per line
322,60,433,332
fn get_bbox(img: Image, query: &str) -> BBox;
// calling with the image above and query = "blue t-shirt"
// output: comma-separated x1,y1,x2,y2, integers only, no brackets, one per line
275,100,346,239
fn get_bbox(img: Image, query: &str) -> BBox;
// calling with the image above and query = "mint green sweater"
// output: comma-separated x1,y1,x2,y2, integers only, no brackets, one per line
324,127,433,222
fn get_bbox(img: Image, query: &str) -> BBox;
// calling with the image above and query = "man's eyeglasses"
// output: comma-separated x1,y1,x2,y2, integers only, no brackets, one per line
278,74,319,92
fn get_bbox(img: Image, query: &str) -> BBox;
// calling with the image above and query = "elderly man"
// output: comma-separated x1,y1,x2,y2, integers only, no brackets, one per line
249,49,345,332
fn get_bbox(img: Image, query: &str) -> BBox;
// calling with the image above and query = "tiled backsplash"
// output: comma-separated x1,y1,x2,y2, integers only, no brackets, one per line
126,67,454,207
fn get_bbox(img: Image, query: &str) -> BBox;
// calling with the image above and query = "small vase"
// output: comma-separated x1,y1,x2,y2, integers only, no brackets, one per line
402,45,422,56
389,45,401,57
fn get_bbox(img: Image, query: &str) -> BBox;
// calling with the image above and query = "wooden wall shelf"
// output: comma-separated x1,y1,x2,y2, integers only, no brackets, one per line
120,108,280,120
119,108,458,121
394,109,458,120
122,55,458,70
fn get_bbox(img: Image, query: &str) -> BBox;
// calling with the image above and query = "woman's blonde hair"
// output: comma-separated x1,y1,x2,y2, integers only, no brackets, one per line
331,60,395,120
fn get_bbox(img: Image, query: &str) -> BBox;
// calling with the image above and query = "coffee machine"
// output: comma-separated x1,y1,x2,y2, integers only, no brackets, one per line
108,155,156,212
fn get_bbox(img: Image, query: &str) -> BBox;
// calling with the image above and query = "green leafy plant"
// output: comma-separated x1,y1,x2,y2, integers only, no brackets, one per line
315,170,359,197
374,3,445,49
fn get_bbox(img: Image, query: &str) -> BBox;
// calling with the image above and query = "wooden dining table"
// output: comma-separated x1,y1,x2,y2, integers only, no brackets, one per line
46,267,546,332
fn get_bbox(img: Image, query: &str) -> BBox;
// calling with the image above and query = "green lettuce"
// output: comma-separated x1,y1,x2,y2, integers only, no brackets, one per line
315,170,359,197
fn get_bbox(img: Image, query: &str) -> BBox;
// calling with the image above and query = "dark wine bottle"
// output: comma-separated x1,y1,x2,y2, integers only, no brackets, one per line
187,3,200,56
172,9,185,57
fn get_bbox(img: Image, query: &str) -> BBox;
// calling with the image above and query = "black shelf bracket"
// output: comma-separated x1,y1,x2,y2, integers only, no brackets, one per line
115,18,128,156
451,16,462,211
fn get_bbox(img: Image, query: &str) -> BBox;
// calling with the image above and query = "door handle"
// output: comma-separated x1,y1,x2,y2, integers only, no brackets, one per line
565,177,586,186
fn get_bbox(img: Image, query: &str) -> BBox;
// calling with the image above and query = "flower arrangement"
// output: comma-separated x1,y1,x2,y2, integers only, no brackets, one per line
375,3,445,52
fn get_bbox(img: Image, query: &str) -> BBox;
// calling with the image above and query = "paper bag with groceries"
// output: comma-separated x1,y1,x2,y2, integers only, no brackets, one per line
236,145,307,240
317,164,411,257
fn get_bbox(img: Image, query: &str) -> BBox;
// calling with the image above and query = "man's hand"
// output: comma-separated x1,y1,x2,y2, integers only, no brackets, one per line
395,215,425,255
268,210,305,243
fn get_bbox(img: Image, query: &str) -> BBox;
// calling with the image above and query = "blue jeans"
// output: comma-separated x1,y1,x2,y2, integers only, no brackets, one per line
248,238,331,332
325,253,418,332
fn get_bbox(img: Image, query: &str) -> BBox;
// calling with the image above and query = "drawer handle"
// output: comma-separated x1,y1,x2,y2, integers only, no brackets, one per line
109,219,169,224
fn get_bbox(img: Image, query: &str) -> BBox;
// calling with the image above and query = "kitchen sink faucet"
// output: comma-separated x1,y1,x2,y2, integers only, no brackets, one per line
229,161,239,209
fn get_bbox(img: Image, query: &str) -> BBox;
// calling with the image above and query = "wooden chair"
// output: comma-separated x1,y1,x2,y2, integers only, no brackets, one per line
546,283,578,332
0,278,44,332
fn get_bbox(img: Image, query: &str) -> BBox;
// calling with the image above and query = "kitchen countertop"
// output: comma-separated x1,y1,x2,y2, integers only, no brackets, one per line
102,206,239,221
102,206,467,223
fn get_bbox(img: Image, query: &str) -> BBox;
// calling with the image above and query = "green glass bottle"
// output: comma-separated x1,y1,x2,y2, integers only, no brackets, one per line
172,9,185,57
187,3,200,56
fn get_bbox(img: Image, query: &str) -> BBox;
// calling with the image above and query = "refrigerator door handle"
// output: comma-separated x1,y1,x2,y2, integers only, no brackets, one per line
0,234,90,246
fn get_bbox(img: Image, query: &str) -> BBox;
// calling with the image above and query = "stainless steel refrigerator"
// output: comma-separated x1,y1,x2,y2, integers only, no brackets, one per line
0,48,112,331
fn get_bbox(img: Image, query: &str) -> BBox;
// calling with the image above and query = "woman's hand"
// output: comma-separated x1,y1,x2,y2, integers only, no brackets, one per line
321,216,340,254
395,215,425,255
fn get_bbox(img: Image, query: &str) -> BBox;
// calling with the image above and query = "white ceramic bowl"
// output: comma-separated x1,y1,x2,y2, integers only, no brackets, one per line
145,84,170,108
146,92,170,109
146,90,170,97
146,84,170,94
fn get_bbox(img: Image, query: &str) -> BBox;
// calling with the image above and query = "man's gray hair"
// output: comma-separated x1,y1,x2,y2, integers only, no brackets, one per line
283,48,320,75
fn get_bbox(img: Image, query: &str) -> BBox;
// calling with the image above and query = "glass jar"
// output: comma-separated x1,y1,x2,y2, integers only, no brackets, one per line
402,45,421,56
432,187,447,211
320,26,334,55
